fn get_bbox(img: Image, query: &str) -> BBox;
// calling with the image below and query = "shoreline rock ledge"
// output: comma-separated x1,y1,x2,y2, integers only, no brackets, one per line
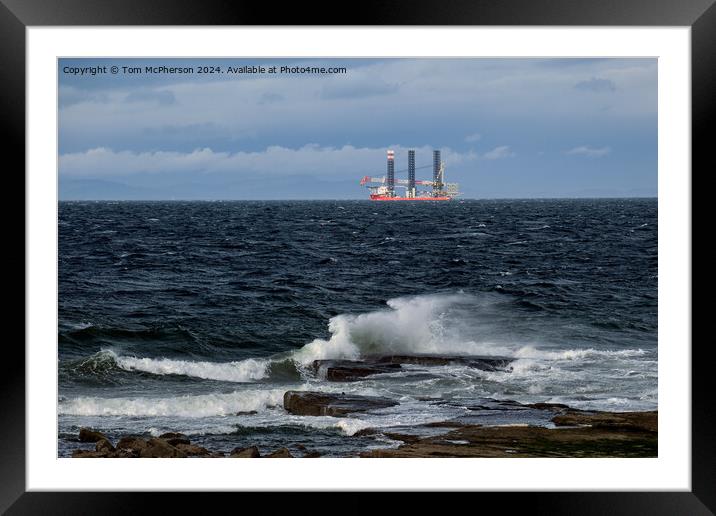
283,390,399,417
312,354,514,382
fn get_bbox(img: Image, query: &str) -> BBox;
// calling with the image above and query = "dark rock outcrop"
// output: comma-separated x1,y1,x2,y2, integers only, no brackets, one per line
312,355,514,382
266,447,293,458
72,449,110,458
375,354,514,371
116,437,149,455
283,390,399,417
526,402,570,411
230,446,260,458
78,428,109,443
312,360,401,381
139,438,187,458
551,410,658,433
157,432,191,446
360,411,658,458
175,443,211,456
95,438,115,453
163,437,191,446
158,432,186,439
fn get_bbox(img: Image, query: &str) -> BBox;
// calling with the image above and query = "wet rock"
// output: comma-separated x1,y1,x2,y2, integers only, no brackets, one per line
312,355,514,382
283,390,399,417
78,428,109,443
157,432,191,446
266,447,293,458
303,451,321,458
361,416,658,458
423,420,469,428
551,410,657,433
158,432,187,440
163,437,191,446
230,446,260,458
139,438,187,458
95,438,115,453
312,360,401,381
353,428,379,437
375,354,514,371
175,443,211,456
236,410,258,416
383,432,423,444
116,437,148,454
113,448,137,458
526,402,570,412
72,449,110,458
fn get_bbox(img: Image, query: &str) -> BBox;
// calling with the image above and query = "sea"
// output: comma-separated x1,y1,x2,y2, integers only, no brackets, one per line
58,199,658,457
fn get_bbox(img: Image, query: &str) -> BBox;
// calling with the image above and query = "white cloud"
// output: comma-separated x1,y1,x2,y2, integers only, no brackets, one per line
566,146,611,158
59,144,477,179
483,146,515,160
465,132,482,143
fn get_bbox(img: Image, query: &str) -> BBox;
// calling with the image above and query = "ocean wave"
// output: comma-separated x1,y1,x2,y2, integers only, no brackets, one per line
113,352,270,383
64,349,271,383
58,389,285,417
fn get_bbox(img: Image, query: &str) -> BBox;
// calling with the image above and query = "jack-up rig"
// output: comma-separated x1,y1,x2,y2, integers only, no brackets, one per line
359,149,460,201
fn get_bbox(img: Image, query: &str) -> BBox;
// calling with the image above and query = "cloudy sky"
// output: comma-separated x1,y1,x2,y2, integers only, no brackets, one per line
58,58,657,200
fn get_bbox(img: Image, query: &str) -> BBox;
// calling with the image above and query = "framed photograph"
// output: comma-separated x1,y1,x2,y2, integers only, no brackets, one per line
6,0,711,512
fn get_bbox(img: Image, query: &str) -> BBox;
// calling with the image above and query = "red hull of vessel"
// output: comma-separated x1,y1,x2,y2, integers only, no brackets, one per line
370,195,451,201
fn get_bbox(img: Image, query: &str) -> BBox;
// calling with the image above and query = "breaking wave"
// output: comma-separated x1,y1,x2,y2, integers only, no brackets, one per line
114,352,270,383
290,293,648,365
64,349,272,383
58,389,285,417
63,294,650,387
291,293,485,363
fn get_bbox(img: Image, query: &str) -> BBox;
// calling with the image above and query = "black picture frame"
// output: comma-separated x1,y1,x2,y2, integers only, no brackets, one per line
3,0,711,512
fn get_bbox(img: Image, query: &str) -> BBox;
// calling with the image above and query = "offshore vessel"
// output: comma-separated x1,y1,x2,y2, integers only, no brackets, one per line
360,149,459,201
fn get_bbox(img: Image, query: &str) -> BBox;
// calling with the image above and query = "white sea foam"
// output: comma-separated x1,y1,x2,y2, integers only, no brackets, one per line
58,389,285,417
109,350,270,383
513,346,647,361
147,425,239,437
332,418,373,436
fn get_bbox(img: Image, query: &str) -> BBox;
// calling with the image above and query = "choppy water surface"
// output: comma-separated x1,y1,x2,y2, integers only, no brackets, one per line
58,199,657,456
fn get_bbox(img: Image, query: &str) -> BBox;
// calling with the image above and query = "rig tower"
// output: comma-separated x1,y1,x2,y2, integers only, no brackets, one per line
386,149,395,197
433,150,443,196
408,149,416,198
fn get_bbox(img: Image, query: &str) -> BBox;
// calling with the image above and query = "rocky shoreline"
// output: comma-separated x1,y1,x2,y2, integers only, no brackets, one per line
360,408,657,458
70,390,657,458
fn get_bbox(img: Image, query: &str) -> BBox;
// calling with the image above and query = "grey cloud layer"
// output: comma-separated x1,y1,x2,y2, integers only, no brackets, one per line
59,58,657,156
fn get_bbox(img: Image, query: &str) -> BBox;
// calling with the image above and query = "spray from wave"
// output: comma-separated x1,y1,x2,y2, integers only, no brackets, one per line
291,293,487,363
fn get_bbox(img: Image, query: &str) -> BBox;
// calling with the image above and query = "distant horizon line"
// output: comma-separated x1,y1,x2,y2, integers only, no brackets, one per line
58,196,658,202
